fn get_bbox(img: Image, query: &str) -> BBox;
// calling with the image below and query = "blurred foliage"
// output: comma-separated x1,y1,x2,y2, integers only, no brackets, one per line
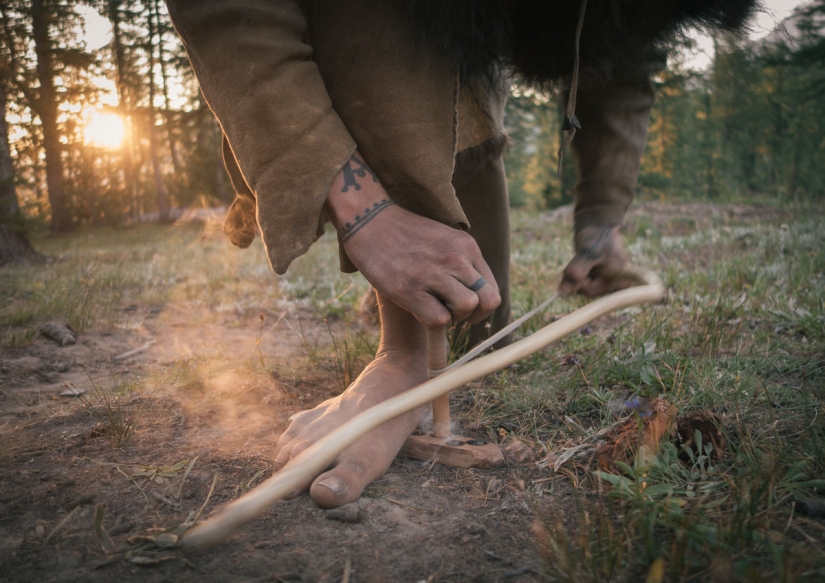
505,1,825,208
0,2,823,232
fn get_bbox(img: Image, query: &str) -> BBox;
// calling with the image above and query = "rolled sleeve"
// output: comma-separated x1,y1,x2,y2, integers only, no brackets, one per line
167,0,356,273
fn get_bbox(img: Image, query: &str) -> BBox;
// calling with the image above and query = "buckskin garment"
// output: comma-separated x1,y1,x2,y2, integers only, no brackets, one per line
166,0,756,276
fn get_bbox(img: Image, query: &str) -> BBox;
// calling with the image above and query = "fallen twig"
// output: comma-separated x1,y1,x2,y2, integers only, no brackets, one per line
151,491,183,512
113,340,157,361
93,504,117,554
177,456,198,504
45,505,81,544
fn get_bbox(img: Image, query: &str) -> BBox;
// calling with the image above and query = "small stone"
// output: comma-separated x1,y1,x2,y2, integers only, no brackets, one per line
68,494,95,508
60,386,85,398
324,503,361,524
795,498,825,518
52,362,72,373
39,323,77,346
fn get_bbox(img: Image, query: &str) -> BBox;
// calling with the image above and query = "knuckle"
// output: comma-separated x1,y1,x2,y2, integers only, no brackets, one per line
413,294,451,328
431,311,452,328
484,289,502,310
454,295,479,315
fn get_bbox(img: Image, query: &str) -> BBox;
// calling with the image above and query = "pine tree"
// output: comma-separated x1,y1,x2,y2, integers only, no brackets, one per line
0,60,42,265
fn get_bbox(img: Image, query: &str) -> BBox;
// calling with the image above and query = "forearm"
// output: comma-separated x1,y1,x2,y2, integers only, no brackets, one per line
322,151,500,328
323,152,396,239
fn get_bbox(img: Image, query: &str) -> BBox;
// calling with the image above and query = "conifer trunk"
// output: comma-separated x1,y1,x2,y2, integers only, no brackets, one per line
31,0,70,232
147,0,169,222
0,64,43,266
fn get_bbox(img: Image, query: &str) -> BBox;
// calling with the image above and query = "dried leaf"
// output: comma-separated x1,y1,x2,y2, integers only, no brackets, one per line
502,438,534,463
127,555,168,565
552,444,589,472
153,533,179,548
531,519,553,563
646,557,665,583
676,411,725,459
597,399,677,472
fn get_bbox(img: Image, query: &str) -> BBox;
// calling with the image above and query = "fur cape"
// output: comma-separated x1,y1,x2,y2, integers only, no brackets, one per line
407,0,759,86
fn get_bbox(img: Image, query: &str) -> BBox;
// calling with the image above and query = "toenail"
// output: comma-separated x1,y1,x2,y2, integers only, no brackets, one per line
316,477,345,494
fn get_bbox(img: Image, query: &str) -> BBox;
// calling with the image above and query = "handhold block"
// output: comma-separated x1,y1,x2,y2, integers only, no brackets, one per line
400,433,505,468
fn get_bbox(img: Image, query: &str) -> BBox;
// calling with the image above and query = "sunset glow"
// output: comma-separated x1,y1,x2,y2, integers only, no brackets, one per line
84,110,125,149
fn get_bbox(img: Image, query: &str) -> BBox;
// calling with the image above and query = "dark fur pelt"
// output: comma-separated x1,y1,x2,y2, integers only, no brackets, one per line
407,0,759,86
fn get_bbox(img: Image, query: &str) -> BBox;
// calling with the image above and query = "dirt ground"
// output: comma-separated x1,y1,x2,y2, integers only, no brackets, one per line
0,202,792,582
1,308,561,583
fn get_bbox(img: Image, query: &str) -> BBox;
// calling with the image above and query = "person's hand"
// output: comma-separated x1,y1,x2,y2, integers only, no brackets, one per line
324,153,500,328
559,224,634,297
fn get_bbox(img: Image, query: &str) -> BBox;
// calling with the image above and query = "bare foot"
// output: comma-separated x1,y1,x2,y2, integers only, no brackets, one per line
273,294,429,508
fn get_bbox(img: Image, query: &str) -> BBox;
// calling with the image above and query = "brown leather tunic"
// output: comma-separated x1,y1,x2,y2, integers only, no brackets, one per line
167,0,647,274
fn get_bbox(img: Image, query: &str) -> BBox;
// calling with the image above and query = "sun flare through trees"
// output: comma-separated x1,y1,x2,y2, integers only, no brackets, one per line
83,110,126,150
0,1,822,230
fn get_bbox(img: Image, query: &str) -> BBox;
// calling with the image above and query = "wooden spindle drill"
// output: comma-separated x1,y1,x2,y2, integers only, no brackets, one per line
398,327,505,468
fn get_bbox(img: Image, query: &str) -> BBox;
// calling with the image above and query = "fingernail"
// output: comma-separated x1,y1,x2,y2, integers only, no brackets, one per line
316,477,345,494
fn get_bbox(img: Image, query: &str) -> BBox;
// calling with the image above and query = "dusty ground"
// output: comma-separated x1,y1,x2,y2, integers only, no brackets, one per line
0,202,797,582
1,308,559,582
0,265,563,583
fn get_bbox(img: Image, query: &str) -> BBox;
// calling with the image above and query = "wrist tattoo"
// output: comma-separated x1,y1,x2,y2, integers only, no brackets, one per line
577,226,611,261
341,155,379,193
340,199,397,243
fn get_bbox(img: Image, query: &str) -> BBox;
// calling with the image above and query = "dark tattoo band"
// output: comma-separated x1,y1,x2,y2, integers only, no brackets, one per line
468,277,487,292
576,226,611,261
340,155,379,193
340,199,397,243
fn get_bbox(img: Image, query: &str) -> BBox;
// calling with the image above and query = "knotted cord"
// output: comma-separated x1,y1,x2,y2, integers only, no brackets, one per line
558,0,589,176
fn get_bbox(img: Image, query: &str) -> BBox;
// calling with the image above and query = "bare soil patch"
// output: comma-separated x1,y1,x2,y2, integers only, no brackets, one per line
0,202,802,582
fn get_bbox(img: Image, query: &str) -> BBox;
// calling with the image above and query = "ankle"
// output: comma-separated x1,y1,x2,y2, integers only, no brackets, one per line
373,345,428,372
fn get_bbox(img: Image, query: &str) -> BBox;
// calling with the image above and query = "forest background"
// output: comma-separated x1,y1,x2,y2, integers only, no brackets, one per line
0,0,824,257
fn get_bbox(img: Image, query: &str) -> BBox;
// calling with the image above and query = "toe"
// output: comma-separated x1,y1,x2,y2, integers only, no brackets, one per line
272,439,312,472
310,458,381,509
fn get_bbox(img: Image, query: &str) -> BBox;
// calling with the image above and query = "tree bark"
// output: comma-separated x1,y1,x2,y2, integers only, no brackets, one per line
146,0,169,222
154,0,181,175
108,0,140,220
0,63,43,266
31,0,70,232
704,87,714,198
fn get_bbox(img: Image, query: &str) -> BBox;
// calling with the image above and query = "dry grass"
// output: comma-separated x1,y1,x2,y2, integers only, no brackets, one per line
1,202,823,580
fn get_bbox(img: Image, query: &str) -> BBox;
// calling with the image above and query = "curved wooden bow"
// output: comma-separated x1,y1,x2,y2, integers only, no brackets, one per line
184,267,665,547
